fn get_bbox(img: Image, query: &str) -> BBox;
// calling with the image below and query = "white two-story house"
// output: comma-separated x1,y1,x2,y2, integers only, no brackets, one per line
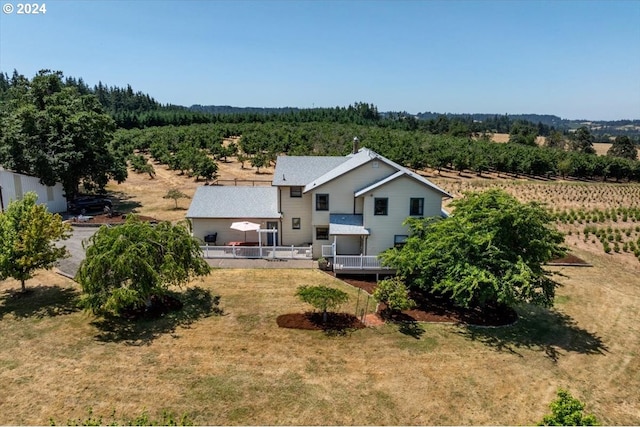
187,147,451,260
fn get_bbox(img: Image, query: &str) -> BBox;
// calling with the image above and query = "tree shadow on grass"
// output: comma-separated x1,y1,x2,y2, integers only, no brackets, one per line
0,285,80,320
381,311,426,339
106,191,142,214
457,304,608,361
91,287,223,345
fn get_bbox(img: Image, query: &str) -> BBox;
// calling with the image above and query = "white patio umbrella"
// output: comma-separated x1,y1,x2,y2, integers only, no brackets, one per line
230,221,261,241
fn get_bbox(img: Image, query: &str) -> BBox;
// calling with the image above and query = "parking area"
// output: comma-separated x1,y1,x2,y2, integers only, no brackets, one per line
56,226,99,278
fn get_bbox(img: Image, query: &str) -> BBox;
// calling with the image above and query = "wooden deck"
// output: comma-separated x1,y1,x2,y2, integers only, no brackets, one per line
331,255,395,276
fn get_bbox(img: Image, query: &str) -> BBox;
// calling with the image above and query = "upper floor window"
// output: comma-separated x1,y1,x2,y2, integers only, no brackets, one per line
290,186,302,198
316,194,329,211
394,235,409,248
410,198,424,216
374,198,388,215
292,217,301,229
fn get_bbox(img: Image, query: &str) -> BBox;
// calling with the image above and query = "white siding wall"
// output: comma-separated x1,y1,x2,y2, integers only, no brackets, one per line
190,217,279,245
361,176,444,255
308,160,395,258
336,235,361,255
0,169,66,213
278,187,313,246
309,160,395,225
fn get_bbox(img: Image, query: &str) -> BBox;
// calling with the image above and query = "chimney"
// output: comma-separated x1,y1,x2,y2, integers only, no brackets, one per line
352,136,359,154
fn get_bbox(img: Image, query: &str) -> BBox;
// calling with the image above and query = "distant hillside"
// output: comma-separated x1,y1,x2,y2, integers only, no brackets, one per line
190,105,302,115
189,105,640,137
415,112,640,137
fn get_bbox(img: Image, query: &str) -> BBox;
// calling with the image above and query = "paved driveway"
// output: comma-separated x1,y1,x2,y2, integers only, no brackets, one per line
56,226,99,278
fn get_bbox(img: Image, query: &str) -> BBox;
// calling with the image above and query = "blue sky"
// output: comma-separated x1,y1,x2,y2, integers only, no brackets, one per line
1,0,639,120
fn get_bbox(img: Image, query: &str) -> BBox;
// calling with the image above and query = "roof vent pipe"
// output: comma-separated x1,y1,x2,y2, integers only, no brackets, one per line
353,136,359,154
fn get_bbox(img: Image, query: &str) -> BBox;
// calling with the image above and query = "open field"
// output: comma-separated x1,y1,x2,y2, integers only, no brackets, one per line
2,145,640,424
491,133,640,157
105,146,274,222
0,249,639,425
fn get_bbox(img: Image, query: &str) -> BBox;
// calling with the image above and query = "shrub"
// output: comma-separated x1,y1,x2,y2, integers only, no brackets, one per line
373,277,416,314
538,389,598,426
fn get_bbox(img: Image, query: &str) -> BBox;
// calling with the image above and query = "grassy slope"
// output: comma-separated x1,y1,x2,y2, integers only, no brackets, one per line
0,254,638,425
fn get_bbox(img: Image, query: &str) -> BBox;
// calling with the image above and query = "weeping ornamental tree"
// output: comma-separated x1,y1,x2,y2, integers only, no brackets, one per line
380,189,566,309
0,192,71,292
76,216,210,316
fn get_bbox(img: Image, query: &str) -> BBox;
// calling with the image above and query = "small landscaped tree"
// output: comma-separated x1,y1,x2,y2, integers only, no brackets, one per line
76,215,210,317
163,188,190,209
380,189,566,309
296,285,349,323
372,277,415,315
539,389,598,426
0,192,71,292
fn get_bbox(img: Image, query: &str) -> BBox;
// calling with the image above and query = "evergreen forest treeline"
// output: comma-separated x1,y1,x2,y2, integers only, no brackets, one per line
2,69,640,197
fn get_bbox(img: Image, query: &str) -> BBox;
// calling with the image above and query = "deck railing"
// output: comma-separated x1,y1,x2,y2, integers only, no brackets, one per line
200,245,312,259
333,255,390,271
321,244,335,258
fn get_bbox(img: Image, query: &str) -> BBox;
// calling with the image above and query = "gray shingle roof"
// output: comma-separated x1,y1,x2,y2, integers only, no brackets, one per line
302,148,452,198
303,149,375,193
329,214,370,235
272,155,347,186
186,186,281,219
354,171,405,197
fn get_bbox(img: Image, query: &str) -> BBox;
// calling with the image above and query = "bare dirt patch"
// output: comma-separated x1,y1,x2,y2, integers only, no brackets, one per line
105,154,273,222
548,254,591,266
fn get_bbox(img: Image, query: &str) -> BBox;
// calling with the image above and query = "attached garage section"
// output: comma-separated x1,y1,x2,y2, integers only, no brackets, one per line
186,186,281,245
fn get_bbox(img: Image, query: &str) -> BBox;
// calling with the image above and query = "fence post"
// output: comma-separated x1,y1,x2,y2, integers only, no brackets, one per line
233,246,237,258
362,295,370,323
360,254,363,269
291,245,294,259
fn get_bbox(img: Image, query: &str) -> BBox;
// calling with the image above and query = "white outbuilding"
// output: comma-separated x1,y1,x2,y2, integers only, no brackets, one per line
0,167,67,213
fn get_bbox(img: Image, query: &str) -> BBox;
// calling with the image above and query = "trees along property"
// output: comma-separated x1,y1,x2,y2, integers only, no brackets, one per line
380,189,567,310
0,192,71,292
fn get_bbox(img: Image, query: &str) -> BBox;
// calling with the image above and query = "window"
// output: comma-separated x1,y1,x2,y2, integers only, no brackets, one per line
374,198,388,215
316,227,329,240
290,186,302,198
292,218,301,229
394,235,409,248
316,194,329,211
410,198,424,216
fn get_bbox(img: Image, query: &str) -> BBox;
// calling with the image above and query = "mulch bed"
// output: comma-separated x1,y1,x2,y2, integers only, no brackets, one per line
276,312,366,331
334,273,518,327
69,212,158,226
